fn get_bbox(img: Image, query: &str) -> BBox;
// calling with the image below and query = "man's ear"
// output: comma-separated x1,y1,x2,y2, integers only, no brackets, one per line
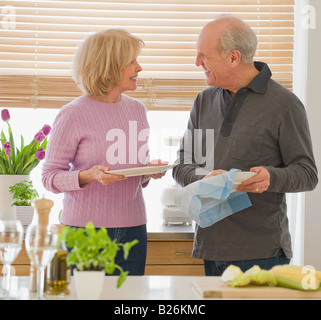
230,49,242,66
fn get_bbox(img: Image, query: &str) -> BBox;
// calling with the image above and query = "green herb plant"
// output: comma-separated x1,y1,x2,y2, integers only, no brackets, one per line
59,221,138,288
9,180,39,206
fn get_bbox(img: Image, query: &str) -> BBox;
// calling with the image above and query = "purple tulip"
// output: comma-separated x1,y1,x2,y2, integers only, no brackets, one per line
34,131,46,143
1,109,10,122
3,141,11,156
5,147,11,157
41,124,51,136
2,141,11,149
35,148,45,160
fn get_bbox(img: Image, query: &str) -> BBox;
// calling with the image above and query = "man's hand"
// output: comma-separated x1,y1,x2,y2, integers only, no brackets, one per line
202,169,227,179
236,166,270,193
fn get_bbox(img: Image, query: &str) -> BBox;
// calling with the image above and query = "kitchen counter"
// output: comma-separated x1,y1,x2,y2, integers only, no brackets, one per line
147,219,195,240
146,207,195,240
3,275,321,301
2,275,202,300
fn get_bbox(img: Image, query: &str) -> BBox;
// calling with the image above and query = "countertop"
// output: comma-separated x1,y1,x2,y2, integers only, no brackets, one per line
4,275,320,301
2,275,203,300
146,209,195,240
147,218,195,240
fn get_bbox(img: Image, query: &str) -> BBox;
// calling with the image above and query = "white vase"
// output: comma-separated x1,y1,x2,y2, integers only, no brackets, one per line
73,270,105,300
15,206,35,226
0,175,30,220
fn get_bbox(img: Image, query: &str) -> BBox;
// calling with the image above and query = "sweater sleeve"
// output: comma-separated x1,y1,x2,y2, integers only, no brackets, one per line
42,106,84,193
266,101,318,193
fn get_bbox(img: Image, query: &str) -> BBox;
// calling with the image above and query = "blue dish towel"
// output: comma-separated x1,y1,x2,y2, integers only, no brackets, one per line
174,169,252,228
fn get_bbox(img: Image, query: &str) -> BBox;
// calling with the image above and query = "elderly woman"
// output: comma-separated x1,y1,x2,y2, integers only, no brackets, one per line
42,29,165,275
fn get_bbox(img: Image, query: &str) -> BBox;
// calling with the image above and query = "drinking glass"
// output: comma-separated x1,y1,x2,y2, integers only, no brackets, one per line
25,223,59,300
0,220,24,299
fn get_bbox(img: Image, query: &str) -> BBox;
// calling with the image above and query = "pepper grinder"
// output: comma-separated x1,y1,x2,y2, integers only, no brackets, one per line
29,197,54,292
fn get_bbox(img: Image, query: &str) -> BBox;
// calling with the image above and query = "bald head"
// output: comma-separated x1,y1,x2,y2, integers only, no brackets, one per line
201,16,257,64
205,15,251,31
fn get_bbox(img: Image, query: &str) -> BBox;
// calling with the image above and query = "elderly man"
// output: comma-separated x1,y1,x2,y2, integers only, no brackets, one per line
172,16,318,275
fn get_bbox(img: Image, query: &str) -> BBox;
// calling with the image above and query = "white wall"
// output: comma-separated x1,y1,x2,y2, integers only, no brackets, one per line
303,0,321,269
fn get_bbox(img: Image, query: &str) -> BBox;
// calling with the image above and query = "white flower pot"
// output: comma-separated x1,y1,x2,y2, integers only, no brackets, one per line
73,270,105,300
15,206,35,226
0,175,30,220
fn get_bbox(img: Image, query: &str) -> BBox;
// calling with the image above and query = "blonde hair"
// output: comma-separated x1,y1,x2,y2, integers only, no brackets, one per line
73,29,144,96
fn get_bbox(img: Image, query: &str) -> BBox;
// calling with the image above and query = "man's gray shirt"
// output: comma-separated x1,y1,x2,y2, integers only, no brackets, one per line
173,62,318,261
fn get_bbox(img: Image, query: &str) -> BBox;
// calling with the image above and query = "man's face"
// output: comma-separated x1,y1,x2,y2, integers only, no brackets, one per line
196,27,231,88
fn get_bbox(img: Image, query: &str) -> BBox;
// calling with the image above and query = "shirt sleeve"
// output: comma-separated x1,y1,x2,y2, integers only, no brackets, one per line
172,93,206,187
266,101,318,193
42,106,84,193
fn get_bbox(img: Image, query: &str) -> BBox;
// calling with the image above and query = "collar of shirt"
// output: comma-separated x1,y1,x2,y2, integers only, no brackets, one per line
247,61,272,94
220,61,272,137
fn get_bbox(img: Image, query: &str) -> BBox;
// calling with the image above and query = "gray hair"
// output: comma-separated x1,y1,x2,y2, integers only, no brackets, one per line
216,16,257,64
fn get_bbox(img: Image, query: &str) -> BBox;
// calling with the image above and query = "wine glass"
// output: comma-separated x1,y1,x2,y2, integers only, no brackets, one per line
25,223,59,300
0,220,24,299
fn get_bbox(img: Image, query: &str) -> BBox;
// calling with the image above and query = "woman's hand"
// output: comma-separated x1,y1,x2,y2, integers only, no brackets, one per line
79,165,127,186
142,159,169,181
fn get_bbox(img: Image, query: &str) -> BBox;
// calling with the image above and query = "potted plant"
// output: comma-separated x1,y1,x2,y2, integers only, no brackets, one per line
0,108,51,220
59,221,138,300
9,180,39,226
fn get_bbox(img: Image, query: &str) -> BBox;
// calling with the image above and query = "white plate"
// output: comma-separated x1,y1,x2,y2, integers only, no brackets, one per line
104,164,177,177
232,171,257,192
234,171,257,185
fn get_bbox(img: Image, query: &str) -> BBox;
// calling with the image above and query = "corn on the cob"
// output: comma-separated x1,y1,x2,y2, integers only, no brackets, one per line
271,264,321,291
277,264,321,281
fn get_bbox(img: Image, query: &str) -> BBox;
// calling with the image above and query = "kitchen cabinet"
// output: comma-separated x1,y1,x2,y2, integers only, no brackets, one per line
145,239,204,276
2,239,204,277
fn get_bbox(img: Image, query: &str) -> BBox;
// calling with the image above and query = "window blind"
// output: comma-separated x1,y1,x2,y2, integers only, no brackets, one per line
0,0,294,110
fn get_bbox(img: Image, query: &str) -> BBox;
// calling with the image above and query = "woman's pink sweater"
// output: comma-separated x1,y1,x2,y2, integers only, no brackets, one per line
42,94,150,228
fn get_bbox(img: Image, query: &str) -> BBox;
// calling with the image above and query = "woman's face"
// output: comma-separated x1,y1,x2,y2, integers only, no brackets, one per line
119,58,142,92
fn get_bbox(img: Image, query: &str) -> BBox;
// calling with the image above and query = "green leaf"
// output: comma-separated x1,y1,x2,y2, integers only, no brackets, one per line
116,271,129,289
1,129,7,144
20,134,24,150
22,154,36,170
105,262,116,274
7,123,16,163
0,157,7,174
21,159,39,175
122,239,139,260
40,137,48,150
85,221,96,236
14,153,25,174
0,150,8,162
